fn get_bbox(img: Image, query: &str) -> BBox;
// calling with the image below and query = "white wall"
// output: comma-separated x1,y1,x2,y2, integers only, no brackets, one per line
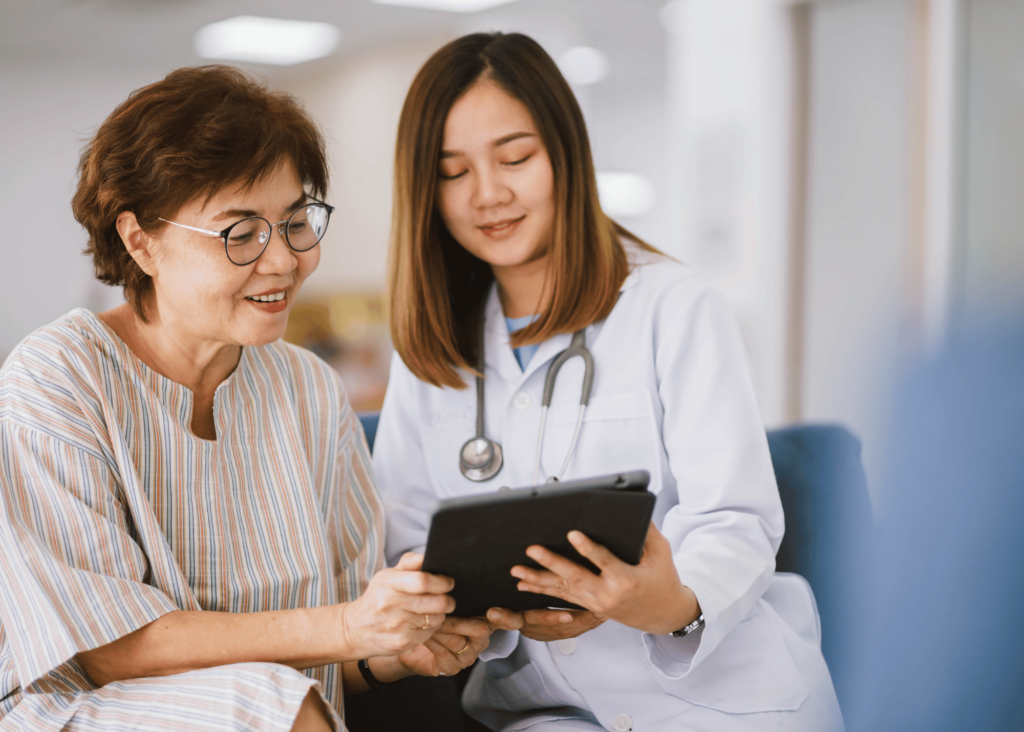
801,0,915,491
287,38,452,297
957,0,1024,321
663,0,800,427
0,57,172,361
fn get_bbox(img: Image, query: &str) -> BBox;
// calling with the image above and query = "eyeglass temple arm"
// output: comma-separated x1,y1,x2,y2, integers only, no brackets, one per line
157,218,223,238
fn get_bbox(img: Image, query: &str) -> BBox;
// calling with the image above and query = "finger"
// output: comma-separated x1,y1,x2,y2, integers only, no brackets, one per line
396,552,424,571
431,631,470,654
567,531,621,572
391,570,455,596
523,608,592,625
485,608,525,631
511,565,570,590
440,616,491,639
515,580,582,605
424,638,461,676
523,545,595,587
410,611,446,631
399,593,456,615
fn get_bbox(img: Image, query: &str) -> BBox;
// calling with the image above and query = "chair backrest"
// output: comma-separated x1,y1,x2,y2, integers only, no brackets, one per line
766,423,872,715
357,412,869,711
358,412,380,454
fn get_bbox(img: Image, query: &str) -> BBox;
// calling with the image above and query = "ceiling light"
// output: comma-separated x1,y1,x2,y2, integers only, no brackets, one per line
597,172,656,218
194,16,340,66
558,47,610,86
371,0,520,12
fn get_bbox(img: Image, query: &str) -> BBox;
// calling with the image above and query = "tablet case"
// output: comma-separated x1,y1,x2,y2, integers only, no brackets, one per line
422,471,655,617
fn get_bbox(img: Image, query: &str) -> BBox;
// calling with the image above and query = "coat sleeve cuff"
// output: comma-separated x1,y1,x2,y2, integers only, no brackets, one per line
641,573,717,680
641,624,705,679
479,629,520,661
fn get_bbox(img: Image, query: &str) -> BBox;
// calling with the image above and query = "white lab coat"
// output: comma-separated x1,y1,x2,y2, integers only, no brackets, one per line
373,248,844,732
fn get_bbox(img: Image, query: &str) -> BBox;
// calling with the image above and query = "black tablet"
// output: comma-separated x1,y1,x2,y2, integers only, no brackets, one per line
422,471,655,617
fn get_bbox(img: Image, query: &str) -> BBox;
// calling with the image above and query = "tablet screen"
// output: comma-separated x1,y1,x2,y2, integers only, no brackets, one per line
422,471,654,617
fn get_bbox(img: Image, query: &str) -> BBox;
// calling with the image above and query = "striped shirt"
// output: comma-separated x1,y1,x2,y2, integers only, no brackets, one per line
0,308,384,730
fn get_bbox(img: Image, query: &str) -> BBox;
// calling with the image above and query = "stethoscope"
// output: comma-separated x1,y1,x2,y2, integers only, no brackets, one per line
459,314,595,485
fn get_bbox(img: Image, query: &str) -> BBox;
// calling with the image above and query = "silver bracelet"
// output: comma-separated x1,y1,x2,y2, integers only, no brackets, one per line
671,613,705,637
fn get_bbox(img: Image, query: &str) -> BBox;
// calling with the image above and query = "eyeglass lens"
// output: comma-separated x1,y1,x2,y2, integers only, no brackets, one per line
225,203,330,265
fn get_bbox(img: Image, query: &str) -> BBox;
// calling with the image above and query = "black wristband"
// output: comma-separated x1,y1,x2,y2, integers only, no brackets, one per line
358,658,394,692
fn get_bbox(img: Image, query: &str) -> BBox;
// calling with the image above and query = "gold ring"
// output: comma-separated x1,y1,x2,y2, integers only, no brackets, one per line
422,614,430,630
455,640,471,656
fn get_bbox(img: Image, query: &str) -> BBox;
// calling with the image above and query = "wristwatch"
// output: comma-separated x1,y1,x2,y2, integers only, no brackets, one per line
671,613,704,637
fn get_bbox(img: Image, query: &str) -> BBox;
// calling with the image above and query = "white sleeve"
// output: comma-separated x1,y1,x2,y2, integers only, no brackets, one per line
372,353,436,566
643,283,784,679
373,353,521,660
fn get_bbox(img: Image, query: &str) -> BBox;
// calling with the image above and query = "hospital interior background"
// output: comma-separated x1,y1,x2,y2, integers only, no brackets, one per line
2,0,1024,726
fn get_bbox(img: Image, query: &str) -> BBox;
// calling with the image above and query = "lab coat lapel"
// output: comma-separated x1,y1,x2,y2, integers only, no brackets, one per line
484,287,526,384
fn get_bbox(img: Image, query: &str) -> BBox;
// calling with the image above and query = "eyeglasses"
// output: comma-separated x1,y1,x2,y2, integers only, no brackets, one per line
158,199,335,266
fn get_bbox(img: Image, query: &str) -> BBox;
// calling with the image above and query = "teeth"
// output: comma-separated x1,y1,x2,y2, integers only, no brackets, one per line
247,292,286,302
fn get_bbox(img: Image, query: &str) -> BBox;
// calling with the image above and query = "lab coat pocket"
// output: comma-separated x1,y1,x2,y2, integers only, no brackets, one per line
645,603,810,714
544,390,660,484
481,661,560,711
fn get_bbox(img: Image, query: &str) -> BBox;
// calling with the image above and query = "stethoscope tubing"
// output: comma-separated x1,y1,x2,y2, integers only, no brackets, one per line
460,311,595,484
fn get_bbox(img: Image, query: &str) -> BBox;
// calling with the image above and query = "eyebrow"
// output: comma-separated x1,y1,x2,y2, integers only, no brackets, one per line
440,131,536,159
211,194,308,223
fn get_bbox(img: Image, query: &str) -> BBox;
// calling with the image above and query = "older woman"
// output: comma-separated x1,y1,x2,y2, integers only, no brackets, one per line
0,66,492,732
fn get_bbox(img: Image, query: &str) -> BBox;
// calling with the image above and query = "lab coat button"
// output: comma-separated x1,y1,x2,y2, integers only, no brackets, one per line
512,392,532,411
612,713,633,731
556,638,576,655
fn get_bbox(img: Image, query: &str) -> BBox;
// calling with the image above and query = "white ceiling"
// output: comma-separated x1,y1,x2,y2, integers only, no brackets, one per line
0,0,670,84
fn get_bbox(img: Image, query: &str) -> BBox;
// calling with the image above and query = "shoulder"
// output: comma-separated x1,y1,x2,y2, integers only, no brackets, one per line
3,308,109,372
245,339,348,415
621,243,725,316
0,309,112,450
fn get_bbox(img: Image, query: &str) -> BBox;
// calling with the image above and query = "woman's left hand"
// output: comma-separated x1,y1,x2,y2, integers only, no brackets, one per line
511,522,701,636
397,616,492,677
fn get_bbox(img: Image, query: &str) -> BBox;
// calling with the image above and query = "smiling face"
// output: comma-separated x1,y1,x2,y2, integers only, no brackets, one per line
146,156,319,348
435,78,556,277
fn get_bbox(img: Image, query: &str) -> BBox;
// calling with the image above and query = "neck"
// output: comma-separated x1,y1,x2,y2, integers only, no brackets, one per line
492,253,550,319
99,303,241,423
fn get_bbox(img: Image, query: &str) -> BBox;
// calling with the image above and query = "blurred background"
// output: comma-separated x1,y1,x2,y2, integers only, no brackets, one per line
1,0,1023,496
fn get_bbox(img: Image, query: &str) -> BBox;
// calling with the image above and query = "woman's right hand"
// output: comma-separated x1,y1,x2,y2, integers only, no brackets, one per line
486,607,606,642
341,553,455,658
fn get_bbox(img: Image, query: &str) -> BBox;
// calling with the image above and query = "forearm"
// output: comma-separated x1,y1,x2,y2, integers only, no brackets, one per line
78,605,361,687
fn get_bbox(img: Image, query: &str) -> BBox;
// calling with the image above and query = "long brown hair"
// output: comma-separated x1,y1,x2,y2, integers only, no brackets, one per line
390,32,656,389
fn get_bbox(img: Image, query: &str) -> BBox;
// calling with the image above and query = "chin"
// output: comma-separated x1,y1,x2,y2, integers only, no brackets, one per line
237,321,288,347
474,239,543,269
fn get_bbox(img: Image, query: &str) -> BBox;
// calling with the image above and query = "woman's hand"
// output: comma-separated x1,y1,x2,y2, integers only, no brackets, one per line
397,616,492,677
485,607,606,642
510,523,701,636
340,553,455,659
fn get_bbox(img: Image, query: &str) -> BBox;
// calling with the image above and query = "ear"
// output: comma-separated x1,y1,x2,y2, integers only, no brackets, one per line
115,211,159,277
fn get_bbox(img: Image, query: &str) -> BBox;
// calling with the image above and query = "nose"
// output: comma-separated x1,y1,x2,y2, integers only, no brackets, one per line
471,166,513,210
253,222,297,275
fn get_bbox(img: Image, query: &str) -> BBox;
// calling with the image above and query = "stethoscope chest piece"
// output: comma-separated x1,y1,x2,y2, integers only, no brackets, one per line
459,436,504,482
460,312,594,484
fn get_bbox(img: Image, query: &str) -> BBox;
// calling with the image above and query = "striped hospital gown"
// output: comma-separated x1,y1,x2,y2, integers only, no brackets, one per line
0,308,385,731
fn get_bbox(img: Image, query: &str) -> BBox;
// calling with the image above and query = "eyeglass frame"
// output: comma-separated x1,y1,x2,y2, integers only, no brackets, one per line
157,197,335,266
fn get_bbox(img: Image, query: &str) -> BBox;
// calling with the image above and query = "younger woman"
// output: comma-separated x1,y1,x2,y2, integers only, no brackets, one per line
374,32,844,732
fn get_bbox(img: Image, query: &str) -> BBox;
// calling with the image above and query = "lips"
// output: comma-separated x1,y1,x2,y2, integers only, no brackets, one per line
244,289,289,313
478,215,526,238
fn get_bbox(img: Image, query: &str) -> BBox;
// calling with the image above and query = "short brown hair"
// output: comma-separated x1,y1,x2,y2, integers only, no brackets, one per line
73,65,328,319
389,32,657,389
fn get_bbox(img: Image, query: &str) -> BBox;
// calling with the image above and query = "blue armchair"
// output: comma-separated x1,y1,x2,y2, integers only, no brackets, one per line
356,413,870,718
